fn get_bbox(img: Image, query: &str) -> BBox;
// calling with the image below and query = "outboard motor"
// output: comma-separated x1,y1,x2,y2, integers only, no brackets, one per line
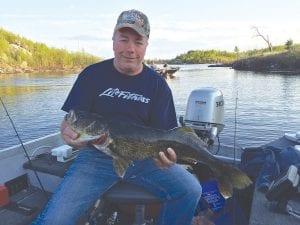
180,87,225,147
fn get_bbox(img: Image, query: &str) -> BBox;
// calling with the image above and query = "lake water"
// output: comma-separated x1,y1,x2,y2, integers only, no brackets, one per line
1,64,300,150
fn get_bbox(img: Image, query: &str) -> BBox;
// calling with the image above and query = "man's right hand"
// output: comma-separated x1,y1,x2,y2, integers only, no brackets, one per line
60,119,87,149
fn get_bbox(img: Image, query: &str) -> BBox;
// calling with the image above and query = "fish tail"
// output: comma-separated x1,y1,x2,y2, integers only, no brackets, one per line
216,163,252,197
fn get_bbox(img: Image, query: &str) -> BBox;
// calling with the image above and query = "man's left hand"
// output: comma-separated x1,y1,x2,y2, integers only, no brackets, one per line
154,148,177,169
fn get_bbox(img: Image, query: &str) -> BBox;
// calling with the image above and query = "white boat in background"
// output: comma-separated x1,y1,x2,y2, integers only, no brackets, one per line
150,64,180,79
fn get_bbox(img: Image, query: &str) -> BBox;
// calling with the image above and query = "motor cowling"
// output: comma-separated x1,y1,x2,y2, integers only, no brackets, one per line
182,87,225,146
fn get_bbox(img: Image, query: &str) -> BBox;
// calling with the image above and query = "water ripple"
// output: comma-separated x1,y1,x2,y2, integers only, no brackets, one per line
1,66,300,149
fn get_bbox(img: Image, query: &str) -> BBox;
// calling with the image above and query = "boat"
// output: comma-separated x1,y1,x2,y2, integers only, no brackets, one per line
155,67,180,79
150,64,180,79
1,88,299,225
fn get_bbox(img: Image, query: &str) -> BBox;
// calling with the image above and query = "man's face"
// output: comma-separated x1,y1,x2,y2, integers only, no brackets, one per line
113,28,148,76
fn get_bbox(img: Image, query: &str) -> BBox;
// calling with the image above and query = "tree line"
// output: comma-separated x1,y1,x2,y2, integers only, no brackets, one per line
170,50,237,64
0,28,101,73
1,27,299,71
157,42,300,65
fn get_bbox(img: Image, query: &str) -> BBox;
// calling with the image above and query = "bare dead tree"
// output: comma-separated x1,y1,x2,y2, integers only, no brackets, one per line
252,26,272,52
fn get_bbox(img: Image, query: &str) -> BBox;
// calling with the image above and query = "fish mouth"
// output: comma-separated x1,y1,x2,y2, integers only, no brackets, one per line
91,132,109,147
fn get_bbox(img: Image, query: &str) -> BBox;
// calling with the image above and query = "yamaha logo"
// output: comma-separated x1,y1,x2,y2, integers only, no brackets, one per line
216,100,224,107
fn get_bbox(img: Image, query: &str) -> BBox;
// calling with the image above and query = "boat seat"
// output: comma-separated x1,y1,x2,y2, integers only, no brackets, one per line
23,153,73,177
77,181,162,225
104,181,161,204
103,181,162,225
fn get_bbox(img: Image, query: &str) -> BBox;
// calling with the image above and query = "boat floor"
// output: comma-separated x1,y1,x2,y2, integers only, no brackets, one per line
0,186,50,225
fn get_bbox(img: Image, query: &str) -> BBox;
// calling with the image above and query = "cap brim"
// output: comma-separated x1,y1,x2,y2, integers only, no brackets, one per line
115,24,147,37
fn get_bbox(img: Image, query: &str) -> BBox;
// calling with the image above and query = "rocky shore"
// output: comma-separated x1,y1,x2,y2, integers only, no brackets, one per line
208,63,233,68
207,51,300,75
232,51,300,74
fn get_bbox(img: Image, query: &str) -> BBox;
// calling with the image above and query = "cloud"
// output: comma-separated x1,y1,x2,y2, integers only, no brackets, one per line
63,35,106,41
149,18,300,55
2,5,300,59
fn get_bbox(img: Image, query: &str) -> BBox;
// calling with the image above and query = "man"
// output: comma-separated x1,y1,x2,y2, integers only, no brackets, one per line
32,9,202,225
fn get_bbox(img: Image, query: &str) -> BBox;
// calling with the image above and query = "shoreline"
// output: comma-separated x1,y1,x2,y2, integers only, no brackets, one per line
0,67,84,75
2,62,299,76
207,63,300,75
233,68,300,75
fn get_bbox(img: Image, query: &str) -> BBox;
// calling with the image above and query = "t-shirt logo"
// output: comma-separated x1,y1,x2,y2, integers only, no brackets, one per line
99,88,150,104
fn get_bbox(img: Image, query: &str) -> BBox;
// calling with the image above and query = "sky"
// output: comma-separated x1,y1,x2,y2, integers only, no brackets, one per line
1,0,300,59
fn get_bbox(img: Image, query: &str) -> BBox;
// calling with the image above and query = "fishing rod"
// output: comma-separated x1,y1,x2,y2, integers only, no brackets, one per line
0,97,48,199
231,91,239,225
233,91,238,165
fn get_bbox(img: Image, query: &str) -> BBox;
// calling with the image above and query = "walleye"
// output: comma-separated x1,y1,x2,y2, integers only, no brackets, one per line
65,110,252,197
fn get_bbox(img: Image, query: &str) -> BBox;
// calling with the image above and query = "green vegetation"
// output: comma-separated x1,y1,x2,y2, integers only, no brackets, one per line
163,43,300,65
231,43,300,73
146,49,238,65
1,27,299,74
0,28,102,74
233,48,300,73
152,42,300,74
169,50,237,64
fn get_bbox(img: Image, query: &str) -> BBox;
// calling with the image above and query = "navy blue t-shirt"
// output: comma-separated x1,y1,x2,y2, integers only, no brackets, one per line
62,59,177,130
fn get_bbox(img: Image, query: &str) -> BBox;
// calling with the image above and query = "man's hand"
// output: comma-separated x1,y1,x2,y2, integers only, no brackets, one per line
154,148,177,169
60,119,87,149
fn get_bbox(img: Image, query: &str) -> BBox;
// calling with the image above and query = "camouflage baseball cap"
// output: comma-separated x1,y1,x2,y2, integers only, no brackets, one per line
114,9,150,38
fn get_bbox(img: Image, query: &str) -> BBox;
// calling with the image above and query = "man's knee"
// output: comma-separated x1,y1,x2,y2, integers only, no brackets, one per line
190,180,202,198
181,177,202,201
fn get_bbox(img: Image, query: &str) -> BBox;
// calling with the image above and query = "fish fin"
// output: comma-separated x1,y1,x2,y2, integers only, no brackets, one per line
113,157,131,177
216,177,233,198
173,126,198,136
225,164,253,189
191,162,233,198
216,163,252,197
193,161,252,198
93,144,104,151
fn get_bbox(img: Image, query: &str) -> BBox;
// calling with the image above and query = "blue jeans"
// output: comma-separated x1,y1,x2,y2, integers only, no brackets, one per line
31,147,202,225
